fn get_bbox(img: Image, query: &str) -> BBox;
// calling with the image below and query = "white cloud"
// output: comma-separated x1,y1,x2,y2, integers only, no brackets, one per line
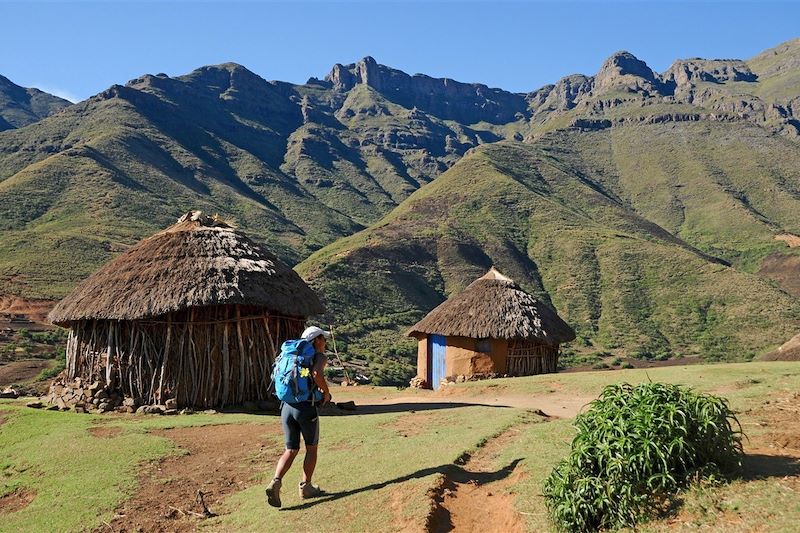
29,84,81,103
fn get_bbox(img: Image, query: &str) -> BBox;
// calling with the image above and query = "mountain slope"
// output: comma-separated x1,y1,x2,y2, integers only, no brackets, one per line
0,75,72,130
0,61,513,297
299,128,800,378
2,37,800,365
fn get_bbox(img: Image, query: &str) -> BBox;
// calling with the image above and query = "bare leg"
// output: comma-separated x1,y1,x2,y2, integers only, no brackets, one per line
302,444,318,483
275,448,299,479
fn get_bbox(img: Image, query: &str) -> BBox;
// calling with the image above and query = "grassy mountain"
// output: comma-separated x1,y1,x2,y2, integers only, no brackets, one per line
299,128,800,381
2,40,800,383
0,61,513,298
294,39,800,381
0,75,72,131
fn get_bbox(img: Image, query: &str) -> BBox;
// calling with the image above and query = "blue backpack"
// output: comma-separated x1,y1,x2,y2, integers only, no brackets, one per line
272,339,323,404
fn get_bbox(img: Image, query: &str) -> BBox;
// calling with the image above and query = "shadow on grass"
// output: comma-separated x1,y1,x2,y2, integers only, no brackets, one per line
654,453,800,523
741,453,800,480
281,458,523,512
219,401,511,417
323,402,513,415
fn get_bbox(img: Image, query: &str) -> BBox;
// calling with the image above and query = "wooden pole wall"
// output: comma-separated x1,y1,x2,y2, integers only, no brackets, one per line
64,305,305,408
505,339,560,376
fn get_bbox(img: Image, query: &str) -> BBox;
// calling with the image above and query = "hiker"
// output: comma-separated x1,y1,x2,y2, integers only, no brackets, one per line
266,326,333,508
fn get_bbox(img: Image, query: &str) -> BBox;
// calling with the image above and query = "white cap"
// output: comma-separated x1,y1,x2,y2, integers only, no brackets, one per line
301,326,331,342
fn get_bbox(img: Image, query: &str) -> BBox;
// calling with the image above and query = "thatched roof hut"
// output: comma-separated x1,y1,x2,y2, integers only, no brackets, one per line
49,211,323,408
409,268,575,389
760,333,800,362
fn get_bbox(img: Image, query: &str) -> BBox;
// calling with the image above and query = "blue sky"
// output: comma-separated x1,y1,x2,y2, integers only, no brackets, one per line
2,1,799,102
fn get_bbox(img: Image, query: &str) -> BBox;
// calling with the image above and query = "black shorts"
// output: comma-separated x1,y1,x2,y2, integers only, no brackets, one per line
281,401,319,450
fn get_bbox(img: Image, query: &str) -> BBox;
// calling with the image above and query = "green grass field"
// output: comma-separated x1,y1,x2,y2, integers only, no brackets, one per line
2,361,799,532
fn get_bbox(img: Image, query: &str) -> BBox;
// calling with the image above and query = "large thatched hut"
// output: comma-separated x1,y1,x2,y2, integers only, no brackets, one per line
48,211,323,408
408,268,575,389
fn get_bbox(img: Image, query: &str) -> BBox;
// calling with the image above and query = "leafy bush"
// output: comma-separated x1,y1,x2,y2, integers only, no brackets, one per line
543,382,742,532
559,353,602,369
30,329,68,345
369,360,415,387
37,347,66,381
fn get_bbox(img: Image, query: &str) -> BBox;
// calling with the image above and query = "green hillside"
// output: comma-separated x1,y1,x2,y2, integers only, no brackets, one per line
0,63,507,298
0,75,72,131
1,41,800,381
299,127,800,381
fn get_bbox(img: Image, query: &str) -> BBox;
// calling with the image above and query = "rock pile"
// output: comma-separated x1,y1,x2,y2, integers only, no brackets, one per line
37,377,123,413
30,377,184,415
408,376,427,389
409,372,508,389
439,372,506,388
25,377,281,415
0,386,21,398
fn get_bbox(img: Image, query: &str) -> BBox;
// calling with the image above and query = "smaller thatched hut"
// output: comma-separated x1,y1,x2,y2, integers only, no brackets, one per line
760,333,800,361
49,211,323,408
408,268,575,389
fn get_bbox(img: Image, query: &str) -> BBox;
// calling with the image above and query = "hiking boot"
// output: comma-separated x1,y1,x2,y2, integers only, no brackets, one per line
299,481,324,499
265,477,282,508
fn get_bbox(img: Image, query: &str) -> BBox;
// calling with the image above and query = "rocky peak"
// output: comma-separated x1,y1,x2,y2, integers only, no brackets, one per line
325,57,528,124
528,74,594,113
0,74,73,129
326,56,390,91
595,51,663,95
663,59,757,86
181,62,265,87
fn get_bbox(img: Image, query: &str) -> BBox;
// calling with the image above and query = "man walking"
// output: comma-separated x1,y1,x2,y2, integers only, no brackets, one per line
265,326,332,507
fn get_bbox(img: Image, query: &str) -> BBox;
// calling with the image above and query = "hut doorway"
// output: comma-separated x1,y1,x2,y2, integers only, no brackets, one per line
428,334,446,390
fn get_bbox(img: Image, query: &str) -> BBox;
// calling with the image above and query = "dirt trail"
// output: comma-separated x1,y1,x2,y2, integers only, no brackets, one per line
426,421,539,533
96,422,280,533
357,391,594,419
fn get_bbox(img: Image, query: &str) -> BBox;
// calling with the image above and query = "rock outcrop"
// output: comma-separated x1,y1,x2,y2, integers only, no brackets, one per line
326,56,528,124
594,51,666,95
664,59,757,86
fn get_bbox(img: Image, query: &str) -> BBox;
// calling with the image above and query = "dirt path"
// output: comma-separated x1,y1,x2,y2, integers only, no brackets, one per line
96,422,281,533
353,391,594,419
426,421,539,533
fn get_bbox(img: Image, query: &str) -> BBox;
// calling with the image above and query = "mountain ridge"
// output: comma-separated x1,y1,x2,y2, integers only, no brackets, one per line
1,39,800,384
0,75,72,131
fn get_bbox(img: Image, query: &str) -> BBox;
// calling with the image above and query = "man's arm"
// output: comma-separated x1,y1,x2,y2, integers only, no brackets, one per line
312,354,332,404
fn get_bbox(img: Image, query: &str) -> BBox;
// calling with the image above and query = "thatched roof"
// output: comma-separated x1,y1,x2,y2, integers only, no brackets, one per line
760,333,800,361
408,268,576,343
49,211,323,324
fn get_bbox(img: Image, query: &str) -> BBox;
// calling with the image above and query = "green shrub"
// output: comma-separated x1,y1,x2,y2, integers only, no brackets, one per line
621,362,634,369
542,382,742,532
30,329,68,345
369,360,415,386
37,347,66,381
611,357,623,366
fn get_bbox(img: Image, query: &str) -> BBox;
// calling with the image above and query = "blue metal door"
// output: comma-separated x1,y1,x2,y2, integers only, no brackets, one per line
429,335,447,390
